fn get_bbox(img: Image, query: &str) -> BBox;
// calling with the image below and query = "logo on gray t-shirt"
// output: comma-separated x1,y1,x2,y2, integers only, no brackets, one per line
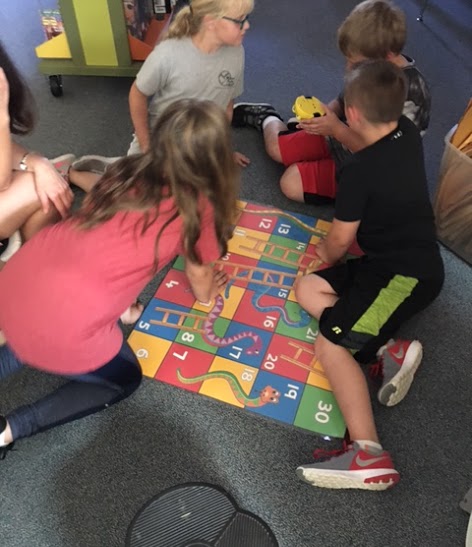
218,70,235,87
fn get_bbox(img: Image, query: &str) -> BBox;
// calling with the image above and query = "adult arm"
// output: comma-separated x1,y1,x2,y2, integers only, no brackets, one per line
0,68,12,190
11,144,73,217
129,82,150,153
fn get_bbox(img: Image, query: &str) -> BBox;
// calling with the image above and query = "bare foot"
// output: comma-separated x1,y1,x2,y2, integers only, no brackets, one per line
120,302,144,325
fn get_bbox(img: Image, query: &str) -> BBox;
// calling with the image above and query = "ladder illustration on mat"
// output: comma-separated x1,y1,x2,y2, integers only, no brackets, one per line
149,310,326,378
150,307,207,333
280,341,326,378
215,260,298,290
235,236,323,273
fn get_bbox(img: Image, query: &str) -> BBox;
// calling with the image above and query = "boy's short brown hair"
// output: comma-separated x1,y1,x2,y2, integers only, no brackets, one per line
337,0,406,59
344,60,407,124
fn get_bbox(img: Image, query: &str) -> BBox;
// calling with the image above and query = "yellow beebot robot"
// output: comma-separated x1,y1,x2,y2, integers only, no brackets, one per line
292,96,325,120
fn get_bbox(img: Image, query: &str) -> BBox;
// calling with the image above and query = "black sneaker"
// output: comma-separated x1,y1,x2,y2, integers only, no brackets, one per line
286,117,301,131
232,103,283,131
0,415,14,460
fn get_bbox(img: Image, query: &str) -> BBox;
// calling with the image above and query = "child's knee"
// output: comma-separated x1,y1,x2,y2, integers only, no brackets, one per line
264,134,282,162
280,165,304,202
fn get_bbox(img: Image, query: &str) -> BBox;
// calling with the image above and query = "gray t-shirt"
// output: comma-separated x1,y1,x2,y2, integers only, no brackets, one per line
136,37,244,118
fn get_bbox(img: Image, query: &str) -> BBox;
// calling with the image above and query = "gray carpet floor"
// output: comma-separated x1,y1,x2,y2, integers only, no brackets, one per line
1,1,472,546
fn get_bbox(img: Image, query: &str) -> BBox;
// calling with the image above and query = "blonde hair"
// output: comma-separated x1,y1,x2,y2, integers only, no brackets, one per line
337,0,406,59
165,0,254,39
344,60,407,124
76,99,239,266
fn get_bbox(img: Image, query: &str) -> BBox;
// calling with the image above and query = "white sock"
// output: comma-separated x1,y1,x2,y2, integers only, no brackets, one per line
355,439,383,453
262,115,283,131
0,417,11,447
0,429,9,447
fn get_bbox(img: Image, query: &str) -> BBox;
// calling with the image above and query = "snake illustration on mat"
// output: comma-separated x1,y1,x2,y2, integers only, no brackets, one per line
224,271,311,328
177,368,281,407
203,293,262,354
201,270,311,355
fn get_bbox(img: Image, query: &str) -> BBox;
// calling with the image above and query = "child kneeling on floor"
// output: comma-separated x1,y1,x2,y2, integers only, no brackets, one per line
0,99,237,458
294,60,444,490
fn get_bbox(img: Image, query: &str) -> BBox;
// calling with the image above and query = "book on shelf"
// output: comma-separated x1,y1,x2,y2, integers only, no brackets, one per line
40,9,64,41
123,0,154,40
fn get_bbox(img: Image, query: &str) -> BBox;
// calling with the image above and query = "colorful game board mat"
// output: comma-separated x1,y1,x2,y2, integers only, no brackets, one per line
129,200,347,438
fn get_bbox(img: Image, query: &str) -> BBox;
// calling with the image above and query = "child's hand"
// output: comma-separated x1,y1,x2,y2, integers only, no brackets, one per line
210,269,228,298
298,103,343,137
233,151,250,167
305,243,334,274
197,269,228,307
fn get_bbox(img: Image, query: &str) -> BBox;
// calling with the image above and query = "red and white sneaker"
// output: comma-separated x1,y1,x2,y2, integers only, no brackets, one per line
51,153,76,179
296,442,400,491
372,339,423,407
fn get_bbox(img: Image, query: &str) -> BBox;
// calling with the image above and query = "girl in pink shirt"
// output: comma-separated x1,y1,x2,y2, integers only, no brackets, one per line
0,99,238,458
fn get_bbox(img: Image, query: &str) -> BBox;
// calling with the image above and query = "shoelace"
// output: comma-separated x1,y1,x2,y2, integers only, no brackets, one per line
312,440,352,461
369,359,384,379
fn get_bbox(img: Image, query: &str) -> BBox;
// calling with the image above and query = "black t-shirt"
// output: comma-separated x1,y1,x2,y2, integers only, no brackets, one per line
335,116,443,280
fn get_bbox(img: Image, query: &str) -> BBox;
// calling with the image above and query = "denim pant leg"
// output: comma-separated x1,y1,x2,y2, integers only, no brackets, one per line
0,344,24,381
7,340,142,441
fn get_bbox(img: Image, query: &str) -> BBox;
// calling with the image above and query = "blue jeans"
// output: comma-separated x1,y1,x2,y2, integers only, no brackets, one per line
0,339,142,441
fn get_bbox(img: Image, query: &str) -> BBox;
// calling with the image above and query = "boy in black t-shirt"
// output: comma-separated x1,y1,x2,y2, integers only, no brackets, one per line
294,60,444,491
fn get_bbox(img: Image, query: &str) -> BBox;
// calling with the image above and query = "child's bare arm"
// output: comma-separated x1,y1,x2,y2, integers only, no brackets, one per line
327,97,343,117
316,218,360,265
298,102,366,152
129,82,151,153
184,260,228,304
226,99,234,122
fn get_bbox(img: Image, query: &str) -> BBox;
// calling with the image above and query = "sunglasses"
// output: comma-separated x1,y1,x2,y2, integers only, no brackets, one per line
221,14,249,29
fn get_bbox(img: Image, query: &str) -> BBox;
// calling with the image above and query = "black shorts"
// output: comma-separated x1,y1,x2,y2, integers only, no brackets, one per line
315,257,443,364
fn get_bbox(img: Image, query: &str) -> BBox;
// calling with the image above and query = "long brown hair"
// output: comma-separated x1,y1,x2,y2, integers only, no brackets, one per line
0,40,36,135
75,99,239,266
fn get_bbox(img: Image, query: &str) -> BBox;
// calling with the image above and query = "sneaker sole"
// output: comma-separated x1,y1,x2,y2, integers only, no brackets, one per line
296,467,400,491
71,155,121,174
378,341,423,407
0,231,22,262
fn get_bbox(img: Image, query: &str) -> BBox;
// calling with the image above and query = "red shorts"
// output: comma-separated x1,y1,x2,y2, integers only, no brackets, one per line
278,131,337,200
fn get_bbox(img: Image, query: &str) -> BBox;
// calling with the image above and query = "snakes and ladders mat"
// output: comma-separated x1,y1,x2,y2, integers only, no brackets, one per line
129,200,352,438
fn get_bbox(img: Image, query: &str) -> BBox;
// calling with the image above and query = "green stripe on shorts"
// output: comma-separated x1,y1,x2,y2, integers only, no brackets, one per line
352,274,419,338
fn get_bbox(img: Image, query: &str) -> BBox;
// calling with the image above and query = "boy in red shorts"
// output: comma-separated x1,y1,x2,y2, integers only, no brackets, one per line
233,0,431,204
